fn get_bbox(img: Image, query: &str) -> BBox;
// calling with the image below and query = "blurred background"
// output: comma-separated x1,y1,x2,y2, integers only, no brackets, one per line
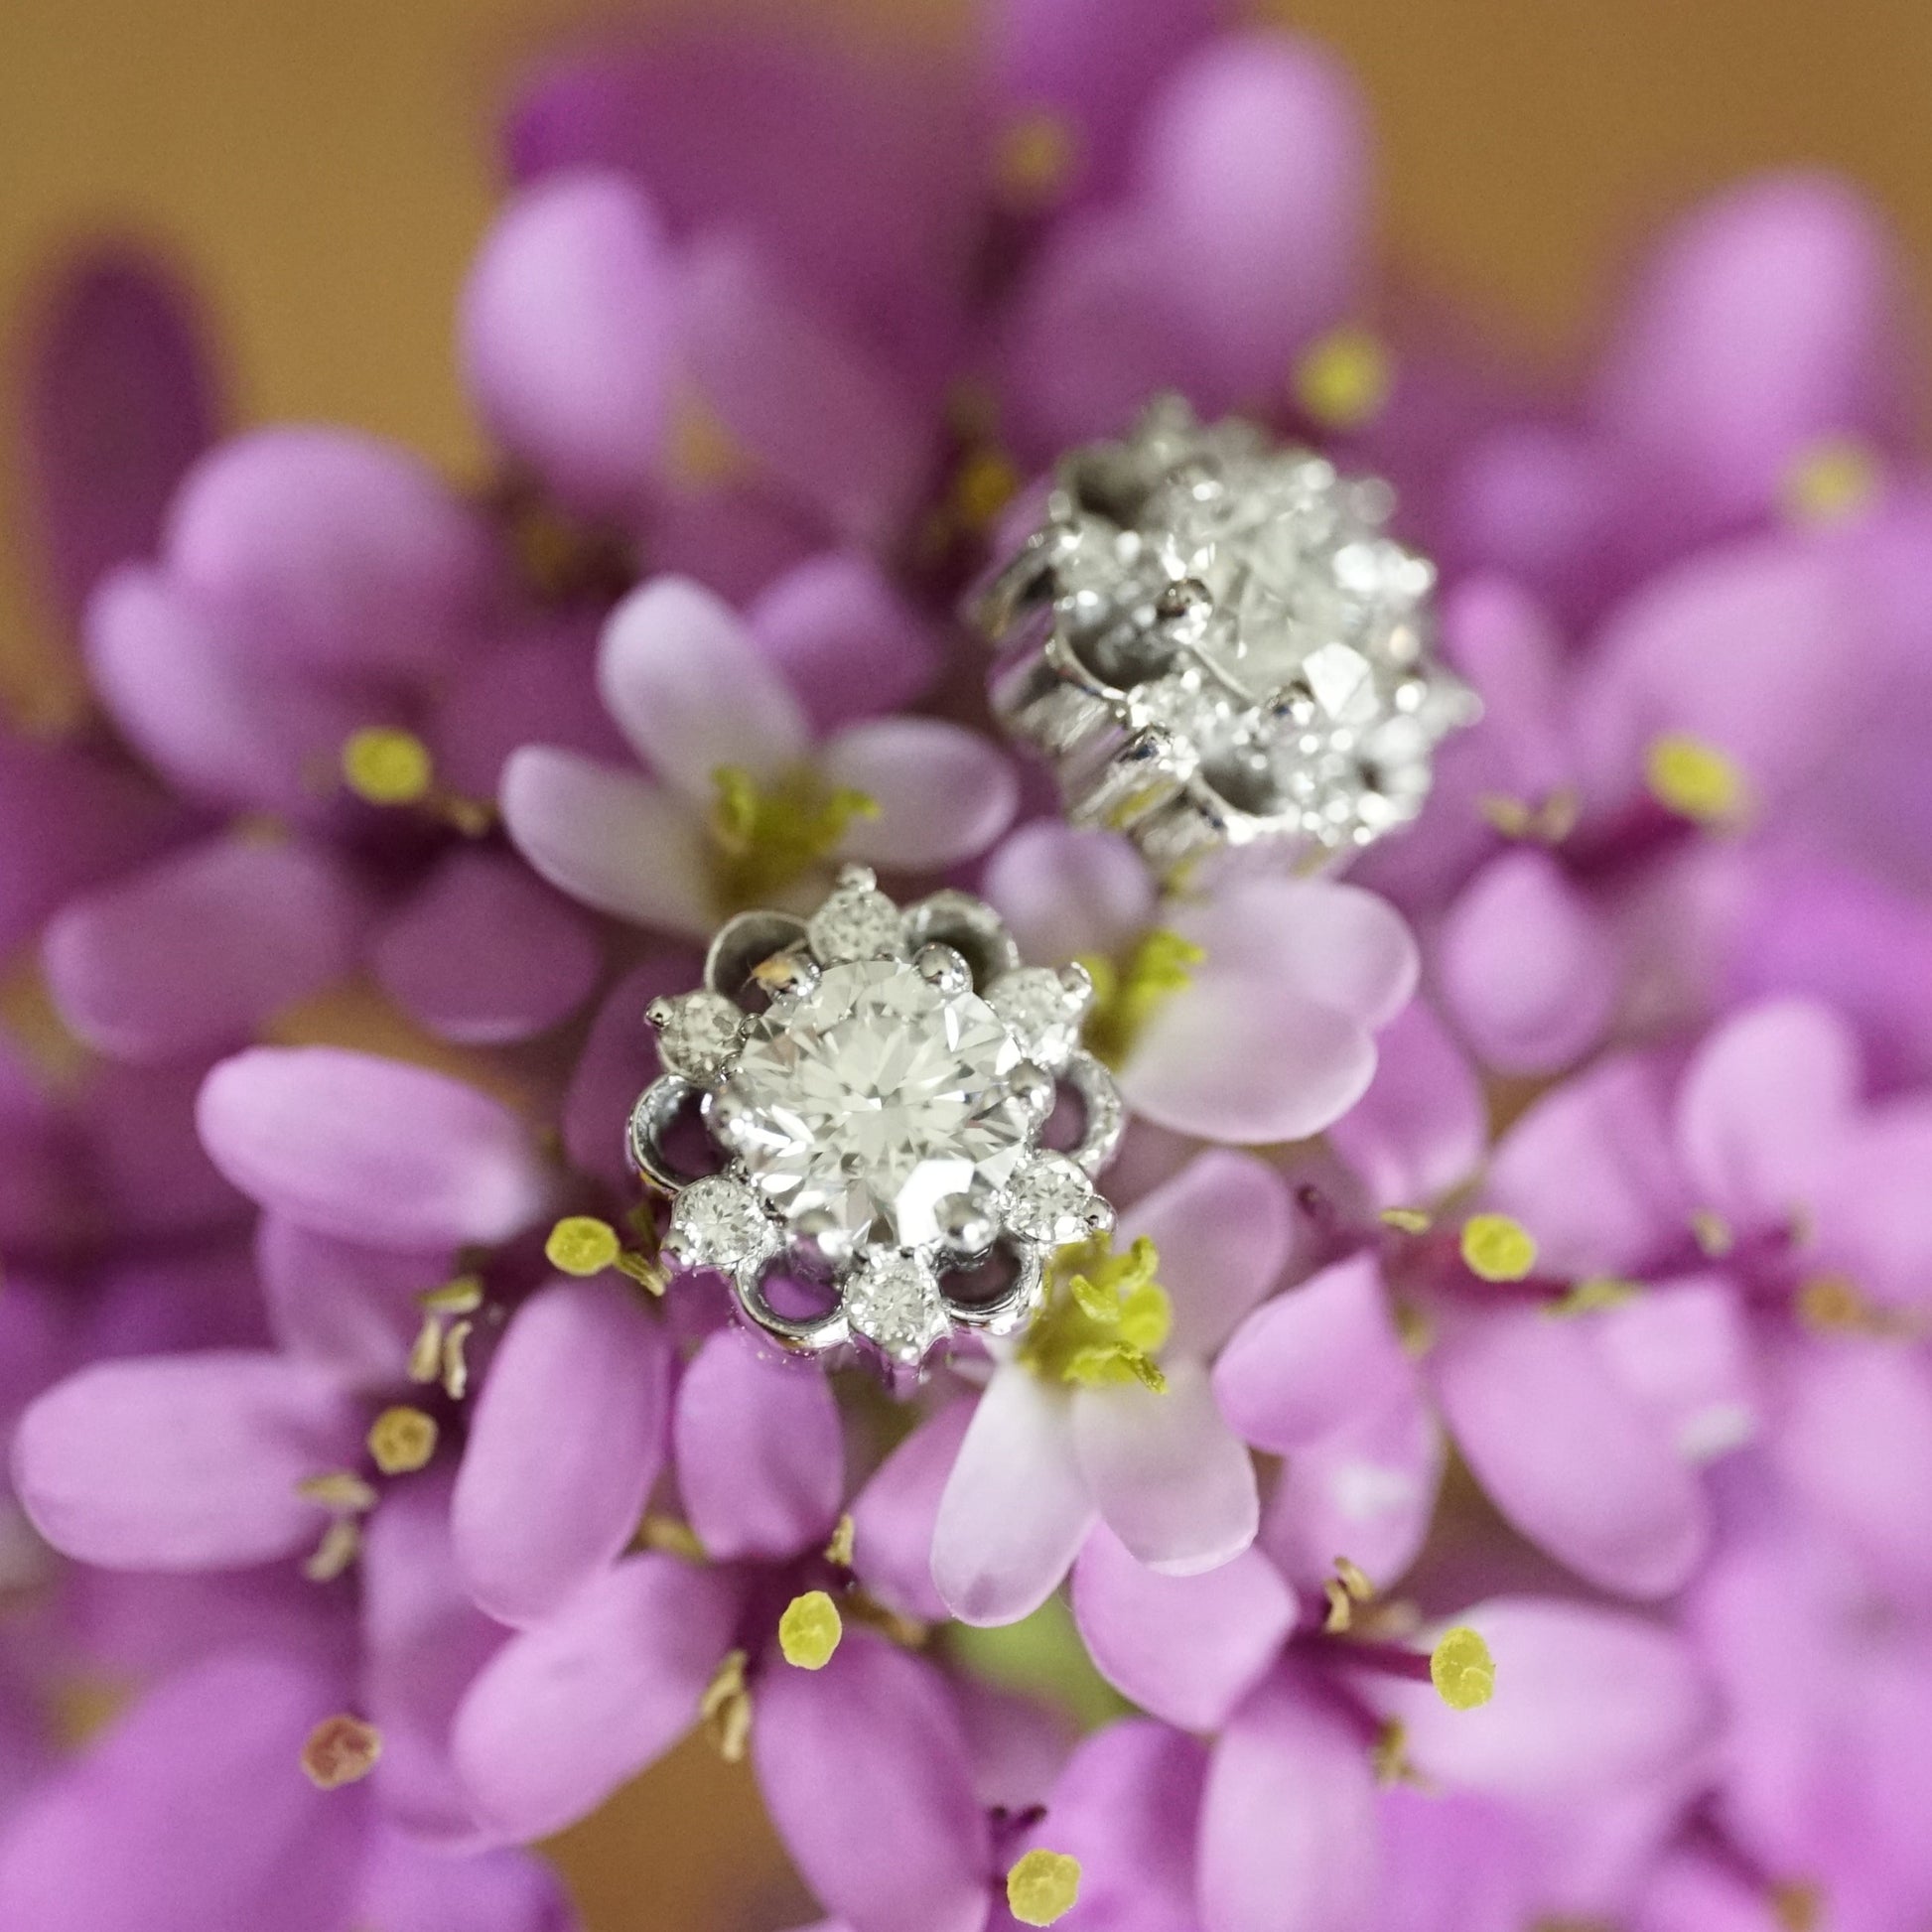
1,0,1924,1923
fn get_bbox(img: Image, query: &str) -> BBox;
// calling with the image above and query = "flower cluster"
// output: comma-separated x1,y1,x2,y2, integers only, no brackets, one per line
3,2,1930,1929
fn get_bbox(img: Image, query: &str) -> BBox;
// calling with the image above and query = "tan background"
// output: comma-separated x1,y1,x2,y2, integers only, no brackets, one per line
0,0,1923,1924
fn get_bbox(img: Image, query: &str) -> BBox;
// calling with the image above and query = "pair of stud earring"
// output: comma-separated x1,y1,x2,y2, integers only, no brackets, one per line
630,397,1471,1379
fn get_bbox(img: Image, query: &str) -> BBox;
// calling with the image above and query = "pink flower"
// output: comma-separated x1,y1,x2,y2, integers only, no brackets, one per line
501,569,1016,939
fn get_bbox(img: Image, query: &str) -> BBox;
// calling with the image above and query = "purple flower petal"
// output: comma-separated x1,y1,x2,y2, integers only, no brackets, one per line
1673,997,1858,1234
1012,1719,1208,1932
673,1328,843,1563
1432,1307,1709,1598
165,427,496,678
362,1471,511,1846
1198,1666,1381,1932
677,237,930,547
1438,848,1620,1075
1072,1524,1294,1730
198,1048,551,1250
1173,877,1418,1030
257,1217,452,1390
827,719,1020,872
0,1652,365,1932
598,575,810,799
452,1552,739,1841
1595,1275,1758,1464
981,822,1155,966
45,833,365,1062
1484,1055,1686,1280
1072,1360,1257,1575
561,956,703,1189
355,1830,578,1932
1327,999,1486,1209
1121,1150,1293,1359
14,1352,361,1568
499,746,714,938
754,1629,990,1932
0,733,181,961
454,1278,669,1625
23,248,218,627
1133,34,1369,405
1358,1597,1717,1802
748,551,941,736
1259,1385,1444,1594
372,851,600,1046
1773,1339,1932,1595
1593,174,1904,526
1214,1253,1413,1453
932,1370,1095,1626
461,171,674,515
85,565,361,815
849,1398,974,1623
1122,969,1375,1143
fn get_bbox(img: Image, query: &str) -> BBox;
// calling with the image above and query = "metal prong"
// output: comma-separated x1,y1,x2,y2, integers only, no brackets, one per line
751,952,821,1001
834,863,878,895
661,1226,701,1269
914,943,972,994
1009,1060,1055,1122
1056,960,1096,1014
1082,1196,1116,1235
644,997,674,1030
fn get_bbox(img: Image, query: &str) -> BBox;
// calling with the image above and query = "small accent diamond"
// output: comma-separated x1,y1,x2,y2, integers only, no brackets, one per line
807,884,905,963
844,1250,949,1366
655,992,747,1081
987,967,1084,1070
1004,1152,1099,1245
668,1174,772,1269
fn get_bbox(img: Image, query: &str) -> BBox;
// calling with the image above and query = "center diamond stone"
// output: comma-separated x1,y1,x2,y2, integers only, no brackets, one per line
713,957,1033,1249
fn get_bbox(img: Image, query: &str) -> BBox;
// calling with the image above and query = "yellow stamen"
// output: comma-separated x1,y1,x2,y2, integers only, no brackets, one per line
954,447,1023,530
1078,928,1205,1066
441,1319,474,1400
666,387,752,492
1322,1556,1376,1633
1460,1213,1538,1283
341,727,433,807
709,764,880,911
1020,1235,1172,1391
1393,1302,1436,1357
1007,1849,1083,1927
366,1405,438,1476
296,1470,378,1514
824,1513,856,1569
700,1649,753,1762
1645,733,1748,828
421,1276,484,1314
301,1714,383,1789
1770,1879,1825,1932
994,110,1078,208
1691,1209,1734,1258
777,1589,844,1670
1780,435,1880,527
51,1674,130,1751
633,1514,708,1562
1430,1626,1496,1710
546,1215,621,1277
1370,1718,1421,1786
1478,788,1579,845
1379,1206,1433,1234
1294,326,1393,430
303,1517,361,1583
1547,1277,1643,1317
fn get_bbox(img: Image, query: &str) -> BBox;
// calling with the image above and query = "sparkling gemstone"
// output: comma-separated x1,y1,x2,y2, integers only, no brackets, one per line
1004,1153,1099,1245
843,1249,949,1365
985,967,1083,1070
807,885,905,964
655,991,747,1082
714,957,1035,1248
669,1174,772,1267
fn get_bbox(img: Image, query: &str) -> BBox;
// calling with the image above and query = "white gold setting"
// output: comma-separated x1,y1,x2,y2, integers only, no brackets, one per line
970,395,1476,885
628,869,1122,1382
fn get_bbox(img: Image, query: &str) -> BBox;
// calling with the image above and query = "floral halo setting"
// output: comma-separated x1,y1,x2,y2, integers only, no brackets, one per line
631,865,1122,1380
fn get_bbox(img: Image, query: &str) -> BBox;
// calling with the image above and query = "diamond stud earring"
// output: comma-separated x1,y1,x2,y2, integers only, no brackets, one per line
969,395,1476,886
628,867,1122,1384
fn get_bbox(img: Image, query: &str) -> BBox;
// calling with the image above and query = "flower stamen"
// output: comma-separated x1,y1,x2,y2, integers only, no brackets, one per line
301,1714,382,1789
708,764,880,911
777,1590,844,1671
1077,929,1205,1066
1294,326,1393,430
700,1649,753,1763
545,1214,667,1295
1645,734,1748,829
1459,1213,1538,1283
1007,1849,1082,1926
1020,1235,1172,1391
1430,1625,1497,1710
